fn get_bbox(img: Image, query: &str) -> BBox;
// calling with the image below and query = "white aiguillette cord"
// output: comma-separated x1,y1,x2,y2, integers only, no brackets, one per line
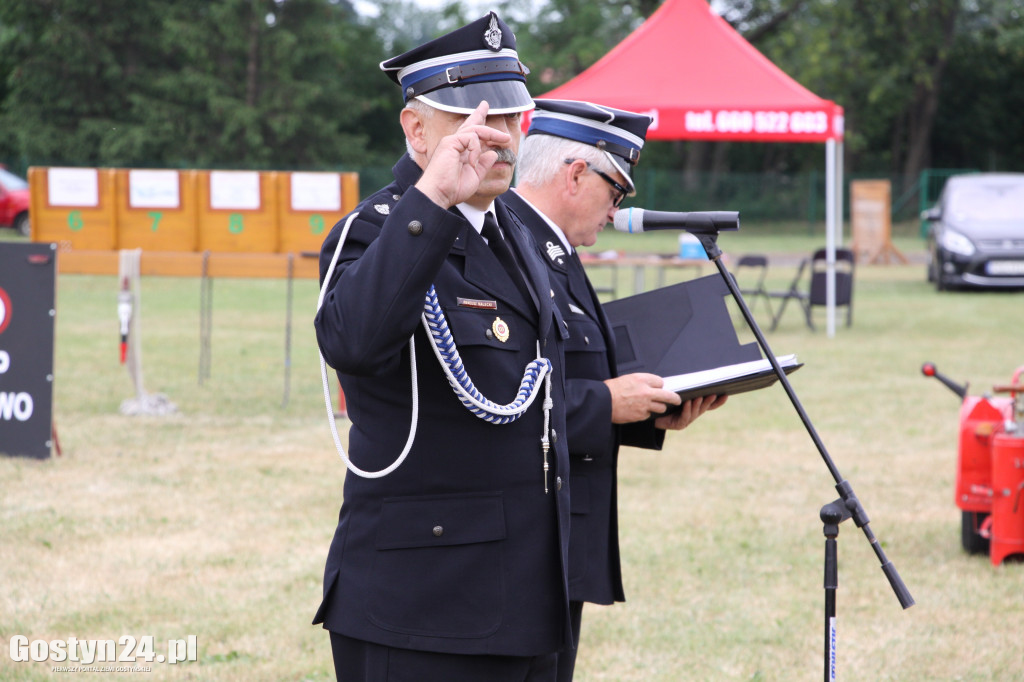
316,212,554,490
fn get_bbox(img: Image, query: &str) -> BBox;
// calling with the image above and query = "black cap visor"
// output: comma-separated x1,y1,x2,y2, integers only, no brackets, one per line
416,79,534,115
606,153,637,195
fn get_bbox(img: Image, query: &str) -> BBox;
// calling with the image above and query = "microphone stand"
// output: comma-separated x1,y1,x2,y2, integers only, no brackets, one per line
689,226,915,680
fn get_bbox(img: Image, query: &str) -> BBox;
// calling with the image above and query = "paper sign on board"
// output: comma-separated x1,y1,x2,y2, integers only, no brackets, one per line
210,171,261,210
47,167,99,207
129,170,181,209
291,172,342,212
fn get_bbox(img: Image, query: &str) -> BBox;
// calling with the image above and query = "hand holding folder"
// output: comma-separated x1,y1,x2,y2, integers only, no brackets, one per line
602,274,801,407
661,354,802,402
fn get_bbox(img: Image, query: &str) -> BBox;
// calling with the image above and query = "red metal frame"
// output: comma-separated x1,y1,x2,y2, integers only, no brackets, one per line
926,363,1024,564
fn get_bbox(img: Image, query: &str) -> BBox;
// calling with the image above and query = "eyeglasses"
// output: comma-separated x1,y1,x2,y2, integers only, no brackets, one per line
564,158,628,207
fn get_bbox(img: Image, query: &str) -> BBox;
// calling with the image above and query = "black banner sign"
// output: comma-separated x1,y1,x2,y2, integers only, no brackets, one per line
0,242,57,458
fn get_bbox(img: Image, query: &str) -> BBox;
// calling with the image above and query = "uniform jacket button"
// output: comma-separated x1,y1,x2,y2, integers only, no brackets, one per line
408,220,424,235
556,476,563,491
432,525,444,537
485,329,494,340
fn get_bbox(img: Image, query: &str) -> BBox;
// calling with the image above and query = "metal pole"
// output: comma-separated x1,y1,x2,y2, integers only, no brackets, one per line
825,139,837,338
695,230,914,612
821,501,849,682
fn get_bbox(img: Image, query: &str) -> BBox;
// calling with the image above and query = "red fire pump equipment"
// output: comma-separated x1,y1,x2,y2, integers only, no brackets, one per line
923,362,1024,565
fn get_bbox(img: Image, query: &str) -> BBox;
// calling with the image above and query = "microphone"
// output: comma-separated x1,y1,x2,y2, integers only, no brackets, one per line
613,208,740,234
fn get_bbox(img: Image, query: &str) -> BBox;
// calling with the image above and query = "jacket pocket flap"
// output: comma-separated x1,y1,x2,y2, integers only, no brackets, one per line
376,493,506,550
564,317,607,353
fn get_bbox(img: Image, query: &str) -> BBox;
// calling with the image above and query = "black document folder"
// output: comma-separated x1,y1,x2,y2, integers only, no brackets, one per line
602,274,801,402
662,354,802,401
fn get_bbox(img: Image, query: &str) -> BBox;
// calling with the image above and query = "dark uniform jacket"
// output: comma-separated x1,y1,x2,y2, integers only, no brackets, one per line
313,154,573,657
503,189,664,606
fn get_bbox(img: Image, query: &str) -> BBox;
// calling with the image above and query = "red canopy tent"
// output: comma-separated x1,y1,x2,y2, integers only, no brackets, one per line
533,0,847,334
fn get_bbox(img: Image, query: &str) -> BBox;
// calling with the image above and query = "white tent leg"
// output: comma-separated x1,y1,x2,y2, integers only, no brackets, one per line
825,139,837,338
837,141,845,246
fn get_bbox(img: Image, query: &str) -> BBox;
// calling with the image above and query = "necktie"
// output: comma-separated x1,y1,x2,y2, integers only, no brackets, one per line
570,250,600,312
481,212,533,304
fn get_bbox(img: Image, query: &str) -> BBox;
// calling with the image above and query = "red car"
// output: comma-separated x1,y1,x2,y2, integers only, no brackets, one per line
0,167,30,237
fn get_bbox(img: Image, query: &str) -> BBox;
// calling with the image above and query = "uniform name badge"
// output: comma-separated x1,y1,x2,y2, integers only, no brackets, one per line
491,316,510,343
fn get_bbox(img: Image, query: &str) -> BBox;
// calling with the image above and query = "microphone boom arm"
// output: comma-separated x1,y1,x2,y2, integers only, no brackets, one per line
695,223,914,611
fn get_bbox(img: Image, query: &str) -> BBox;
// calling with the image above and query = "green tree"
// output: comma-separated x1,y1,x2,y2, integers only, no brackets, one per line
742,0,1024,178
133,0,390,169
5,0,1024,182
509,0,649,91
931,2,1024,170
0,0,168,165
0,0,398,170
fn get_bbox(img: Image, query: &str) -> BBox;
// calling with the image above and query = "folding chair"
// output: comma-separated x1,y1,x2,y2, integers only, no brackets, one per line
732,254,773,320
767,257,810,331
806,247,855,330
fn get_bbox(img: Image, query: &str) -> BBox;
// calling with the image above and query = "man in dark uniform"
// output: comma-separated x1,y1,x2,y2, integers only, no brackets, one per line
313,15,573,682
502,99,728,681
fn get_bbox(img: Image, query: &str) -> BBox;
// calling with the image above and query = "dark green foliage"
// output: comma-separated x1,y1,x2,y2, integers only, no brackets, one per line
0,0,398,170
2,0,1023,181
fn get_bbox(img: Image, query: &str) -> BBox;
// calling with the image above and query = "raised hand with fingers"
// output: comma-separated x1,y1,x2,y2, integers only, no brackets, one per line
415,101,512,209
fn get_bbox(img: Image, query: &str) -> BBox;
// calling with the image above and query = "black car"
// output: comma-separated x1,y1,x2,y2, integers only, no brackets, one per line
923,173,1024,290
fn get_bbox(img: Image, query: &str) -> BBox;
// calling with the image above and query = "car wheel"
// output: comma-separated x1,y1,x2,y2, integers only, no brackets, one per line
932,253,948,291
962,511,990,555
927,239,943,288
934,263,947,291
13,212,29,237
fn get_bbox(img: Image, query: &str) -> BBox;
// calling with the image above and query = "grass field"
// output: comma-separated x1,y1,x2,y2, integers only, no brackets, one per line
3,223,1024,681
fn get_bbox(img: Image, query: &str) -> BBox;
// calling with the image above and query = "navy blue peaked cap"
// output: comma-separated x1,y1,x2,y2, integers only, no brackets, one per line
380,12,533,115
528,99,653,193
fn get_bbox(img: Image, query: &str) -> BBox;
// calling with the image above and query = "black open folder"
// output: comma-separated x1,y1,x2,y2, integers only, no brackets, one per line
602,274,801,404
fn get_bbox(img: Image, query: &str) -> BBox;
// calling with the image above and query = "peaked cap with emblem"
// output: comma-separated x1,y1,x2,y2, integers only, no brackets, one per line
380,12,534,115
527,99,653,194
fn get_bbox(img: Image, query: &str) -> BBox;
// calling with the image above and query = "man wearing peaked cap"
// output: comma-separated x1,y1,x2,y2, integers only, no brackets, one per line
522,98,649,196
381,12,532,115
313,13,574,682
503,99,728,681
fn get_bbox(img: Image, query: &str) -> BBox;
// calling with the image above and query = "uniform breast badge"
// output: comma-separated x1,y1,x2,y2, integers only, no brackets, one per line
545,240,566,265
374,203,390,215
491,316,510,343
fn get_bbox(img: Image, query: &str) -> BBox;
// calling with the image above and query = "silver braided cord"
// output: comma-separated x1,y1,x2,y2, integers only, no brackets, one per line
421,286,551,424
317,210,554,481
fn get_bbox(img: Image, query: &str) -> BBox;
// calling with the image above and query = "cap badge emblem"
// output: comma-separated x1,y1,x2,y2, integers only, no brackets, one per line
491,316,510,343
483,16,502,51
374,203,390,215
